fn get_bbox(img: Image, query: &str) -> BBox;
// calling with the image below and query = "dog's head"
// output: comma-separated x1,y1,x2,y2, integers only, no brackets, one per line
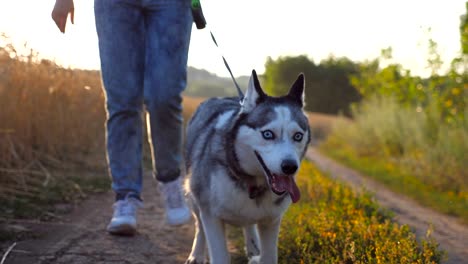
234,70,310,203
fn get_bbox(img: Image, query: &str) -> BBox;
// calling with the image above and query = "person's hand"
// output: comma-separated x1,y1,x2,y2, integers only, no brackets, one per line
51,0,74,33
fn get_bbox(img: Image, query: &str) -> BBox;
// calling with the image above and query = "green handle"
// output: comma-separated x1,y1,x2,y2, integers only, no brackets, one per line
191,0,201,8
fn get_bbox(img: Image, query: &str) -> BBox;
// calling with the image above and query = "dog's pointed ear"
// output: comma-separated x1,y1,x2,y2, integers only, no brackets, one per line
241,70,265,112
287,73,305,106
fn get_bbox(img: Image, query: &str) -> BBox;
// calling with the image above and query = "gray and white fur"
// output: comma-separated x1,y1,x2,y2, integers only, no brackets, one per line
185,70,310,264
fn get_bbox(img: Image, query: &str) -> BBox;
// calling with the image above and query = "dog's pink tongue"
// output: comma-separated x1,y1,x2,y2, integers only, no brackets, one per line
276,176,301,203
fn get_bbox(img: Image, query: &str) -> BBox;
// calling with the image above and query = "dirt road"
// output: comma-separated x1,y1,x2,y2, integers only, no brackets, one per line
1,174,195,264
307,148,468,264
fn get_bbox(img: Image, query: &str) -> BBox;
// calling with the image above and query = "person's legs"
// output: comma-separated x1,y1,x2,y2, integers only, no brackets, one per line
142,0,192,225
95,0,146,234
143,0,192,183
95,0,145,198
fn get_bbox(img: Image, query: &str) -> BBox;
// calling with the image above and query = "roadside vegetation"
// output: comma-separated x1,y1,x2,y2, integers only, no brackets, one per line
232,161,444,263
321,96,467,222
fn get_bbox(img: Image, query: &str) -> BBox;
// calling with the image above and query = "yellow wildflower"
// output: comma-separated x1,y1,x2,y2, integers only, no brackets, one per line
445,100,453,107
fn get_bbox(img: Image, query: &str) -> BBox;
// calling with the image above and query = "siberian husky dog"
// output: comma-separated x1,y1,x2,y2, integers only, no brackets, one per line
185,70,310,264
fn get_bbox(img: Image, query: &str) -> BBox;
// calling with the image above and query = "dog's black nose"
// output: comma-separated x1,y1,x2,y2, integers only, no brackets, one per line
281,160,298,175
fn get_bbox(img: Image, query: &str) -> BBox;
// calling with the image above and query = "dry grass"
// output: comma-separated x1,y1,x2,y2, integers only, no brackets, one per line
306,112,348,143
182,96,204,121
0,37,106,205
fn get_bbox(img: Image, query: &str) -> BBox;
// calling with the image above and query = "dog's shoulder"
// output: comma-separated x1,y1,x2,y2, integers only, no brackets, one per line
189,97,240,123
186,97,240,142
185,97,240,171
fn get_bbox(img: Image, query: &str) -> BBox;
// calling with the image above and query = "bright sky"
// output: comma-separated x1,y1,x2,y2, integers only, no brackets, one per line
0,0,465,78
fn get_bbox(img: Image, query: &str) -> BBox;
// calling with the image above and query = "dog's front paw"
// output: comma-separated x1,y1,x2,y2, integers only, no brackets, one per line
248,255,260,264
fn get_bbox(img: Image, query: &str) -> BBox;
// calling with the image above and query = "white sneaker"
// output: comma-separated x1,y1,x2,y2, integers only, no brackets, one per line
159,178,191,225
106,195,143,235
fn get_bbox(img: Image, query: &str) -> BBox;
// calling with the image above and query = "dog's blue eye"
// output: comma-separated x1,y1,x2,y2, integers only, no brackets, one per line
262,130,275,140
293,132,303,142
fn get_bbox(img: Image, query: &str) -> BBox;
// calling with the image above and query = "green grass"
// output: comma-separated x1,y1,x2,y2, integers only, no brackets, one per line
320,142,468,223
230,161,444,263
318,96,467,223
0,170,110,220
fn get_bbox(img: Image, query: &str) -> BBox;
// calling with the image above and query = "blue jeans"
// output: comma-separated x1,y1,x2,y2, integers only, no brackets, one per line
94,0,192,199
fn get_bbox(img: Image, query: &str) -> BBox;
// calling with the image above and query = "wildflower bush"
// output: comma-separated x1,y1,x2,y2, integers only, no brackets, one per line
277,161,444,263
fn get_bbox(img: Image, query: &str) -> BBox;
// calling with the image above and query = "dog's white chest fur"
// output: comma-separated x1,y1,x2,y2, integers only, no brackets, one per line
209,171,291,226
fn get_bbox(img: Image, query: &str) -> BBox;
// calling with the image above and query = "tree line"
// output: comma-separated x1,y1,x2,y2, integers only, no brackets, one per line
263,2,466,123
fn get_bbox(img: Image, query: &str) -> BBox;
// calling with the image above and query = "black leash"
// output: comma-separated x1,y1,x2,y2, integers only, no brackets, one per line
208,32,244,101
192,1,245,102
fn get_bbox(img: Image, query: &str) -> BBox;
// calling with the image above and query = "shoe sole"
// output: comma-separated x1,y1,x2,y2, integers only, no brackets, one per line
107,224,137,236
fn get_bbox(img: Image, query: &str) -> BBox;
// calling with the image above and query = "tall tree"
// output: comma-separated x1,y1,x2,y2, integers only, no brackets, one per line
461,2,468,55
263,55,361,115
263,55,315,96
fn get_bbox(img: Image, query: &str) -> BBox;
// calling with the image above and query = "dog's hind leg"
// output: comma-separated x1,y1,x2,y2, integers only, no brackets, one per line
243,224,260,258
200,209,230,263
186,206,207,264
